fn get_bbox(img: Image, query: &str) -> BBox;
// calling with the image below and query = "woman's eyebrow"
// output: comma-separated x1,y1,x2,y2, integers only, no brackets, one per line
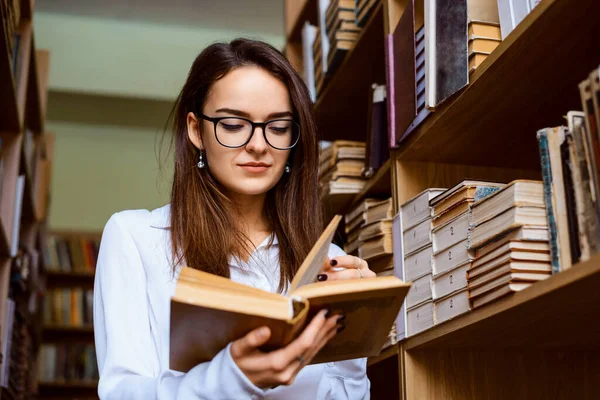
215,108,294,119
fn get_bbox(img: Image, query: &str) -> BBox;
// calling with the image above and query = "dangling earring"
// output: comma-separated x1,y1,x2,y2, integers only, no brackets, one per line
197,151,205,169
285,162,291,173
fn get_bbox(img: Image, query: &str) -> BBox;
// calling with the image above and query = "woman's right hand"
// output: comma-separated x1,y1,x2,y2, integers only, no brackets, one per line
230,309,342,389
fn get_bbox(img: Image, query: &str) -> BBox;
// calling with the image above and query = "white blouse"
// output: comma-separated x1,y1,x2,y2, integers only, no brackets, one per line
94,204,370,399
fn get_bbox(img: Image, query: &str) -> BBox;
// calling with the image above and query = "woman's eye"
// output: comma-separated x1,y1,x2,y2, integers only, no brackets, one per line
221,123,244,132
268,125,290,134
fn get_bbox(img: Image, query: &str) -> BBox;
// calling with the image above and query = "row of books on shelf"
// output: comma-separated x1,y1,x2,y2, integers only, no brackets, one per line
318,84,389,199
43,234,100,273
38,344,98,384
387,63,600,339
43,288,94,327
301,0,380,100
1,298,37,398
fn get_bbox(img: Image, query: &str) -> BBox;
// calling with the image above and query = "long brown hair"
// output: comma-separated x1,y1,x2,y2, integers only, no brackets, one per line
167,38,322,293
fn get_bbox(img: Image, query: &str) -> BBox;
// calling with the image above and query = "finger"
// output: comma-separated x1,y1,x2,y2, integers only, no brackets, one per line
269,309,329,368
328,255,369,270
292,319,339,372
326,268,365,281
230,326,271,358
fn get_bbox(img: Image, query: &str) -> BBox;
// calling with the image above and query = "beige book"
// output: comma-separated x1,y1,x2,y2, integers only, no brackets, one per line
432,262,469,300
432,201,471,229
468,21,501,39
430,180,505,217
469,270,548,300
468,52,489,70
472,242,550,270
359,219,392,241
433,239,470,277
470,180,545,227
376,269,395,277
433,289,471,325
469,207,548,250
347,227,360,244
406,274,433,309
404,244,433,282
432,211,469,254
401,188,446,230
404,218,433,255
365,198,393,224
345,198,380,224
468,263,550,294
473,227,549,258
471,282,531,309
344,238,360,255
330,30,360,42
345,213,366,234
359,233,393,261
407,300,434,337
170,215,410,371
469,254,551,281
369,255,394,273
468,37,500,54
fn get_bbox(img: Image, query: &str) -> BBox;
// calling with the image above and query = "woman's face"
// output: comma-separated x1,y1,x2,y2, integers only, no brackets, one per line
187,66,293,199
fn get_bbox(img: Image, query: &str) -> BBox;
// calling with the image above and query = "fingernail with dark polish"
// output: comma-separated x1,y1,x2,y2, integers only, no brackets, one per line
330,259,338,266
324,308,332,318
317,274,328,281
337,323,346,333
337,314,345,323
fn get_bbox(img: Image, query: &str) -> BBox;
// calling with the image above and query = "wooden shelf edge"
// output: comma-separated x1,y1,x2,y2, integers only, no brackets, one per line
404,253,600,351
43,324,94,333
38,380,98,390
315,2,384,114
367,343,398,367
45,270,95,278
286,0,317,44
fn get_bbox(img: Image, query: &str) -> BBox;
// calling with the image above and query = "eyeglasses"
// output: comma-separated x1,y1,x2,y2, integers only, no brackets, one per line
199,114,301,150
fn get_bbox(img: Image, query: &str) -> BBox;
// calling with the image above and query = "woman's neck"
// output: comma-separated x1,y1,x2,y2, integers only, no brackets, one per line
227,192,271,246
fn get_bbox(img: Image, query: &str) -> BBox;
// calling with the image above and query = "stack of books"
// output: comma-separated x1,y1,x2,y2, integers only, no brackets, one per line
468,21,502,75
319,141,367,199
430,181,505,324
355,198,394,273
355,0,380,27
400,188,446,336
344,198,380,255
325,0,361,73
468,180,551,308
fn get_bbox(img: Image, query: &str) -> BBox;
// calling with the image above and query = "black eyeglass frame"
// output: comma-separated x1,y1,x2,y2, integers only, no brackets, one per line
198,113,301,150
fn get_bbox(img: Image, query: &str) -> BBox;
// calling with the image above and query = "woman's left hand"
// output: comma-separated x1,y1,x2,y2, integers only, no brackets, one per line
318,255,376,281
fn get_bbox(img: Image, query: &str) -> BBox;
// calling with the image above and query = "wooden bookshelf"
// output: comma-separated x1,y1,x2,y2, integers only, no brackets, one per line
405,254,600,351
45,270,95,289
42,325,94,343
315,3,386,142
396,0,600,169
284,0,600,398
325,158,391,217
285,0,318,43
38,381,98,390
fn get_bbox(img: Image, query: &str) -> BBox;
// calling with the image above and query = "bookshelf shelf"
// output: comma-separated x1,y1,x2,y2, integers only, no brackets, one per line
315,2,385,142
45,270,95,288
0,16,20,132
396,0,600,169
404,254,600,351
286,0,318,43
367,343,398,367
38,381,98,390
325,158,391,217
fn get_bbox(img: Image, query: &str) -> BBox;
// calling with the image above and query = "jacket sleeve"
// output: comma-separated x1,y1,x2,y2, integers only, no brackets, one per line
94,213,266,399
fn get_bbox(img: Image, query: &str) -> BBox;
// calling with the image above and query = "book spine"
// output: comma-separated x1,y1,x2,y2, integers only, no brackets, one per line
561,135,582,264
384,33,396,148
537,129,560,274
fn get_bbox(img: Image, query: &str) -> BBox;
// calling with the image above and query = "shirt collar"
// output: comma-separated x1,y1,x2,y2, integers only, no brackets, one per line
150,204,171,228
149,204,280,247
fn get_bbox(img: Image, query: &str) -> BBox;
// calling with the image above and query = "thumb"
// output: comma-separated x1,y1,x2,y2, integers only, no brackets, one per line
231,326,271,357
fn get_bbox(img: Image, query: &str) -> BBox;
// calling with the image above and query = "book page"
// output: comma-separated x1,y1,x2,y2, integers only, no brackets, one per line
289,215,342,292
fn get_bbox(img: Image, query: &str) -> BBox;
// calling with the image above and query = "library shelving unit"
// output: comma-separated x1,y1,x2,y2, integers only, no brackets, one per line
283,0,600,398
38,229,100,400
1,0,54,399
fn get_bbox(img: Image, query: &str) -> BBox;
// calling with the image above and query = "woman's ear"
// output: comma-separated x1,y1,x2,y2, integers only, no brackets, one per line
186,112,203,150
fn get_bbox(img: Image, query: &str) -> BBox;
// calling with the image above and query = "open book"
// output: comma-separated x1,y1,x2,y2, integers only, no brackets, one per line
170,215,410,372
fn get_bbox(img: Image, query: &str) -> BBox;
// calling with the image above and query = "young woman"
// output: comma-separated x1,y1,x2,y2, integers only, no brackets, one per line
94,38,376,399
